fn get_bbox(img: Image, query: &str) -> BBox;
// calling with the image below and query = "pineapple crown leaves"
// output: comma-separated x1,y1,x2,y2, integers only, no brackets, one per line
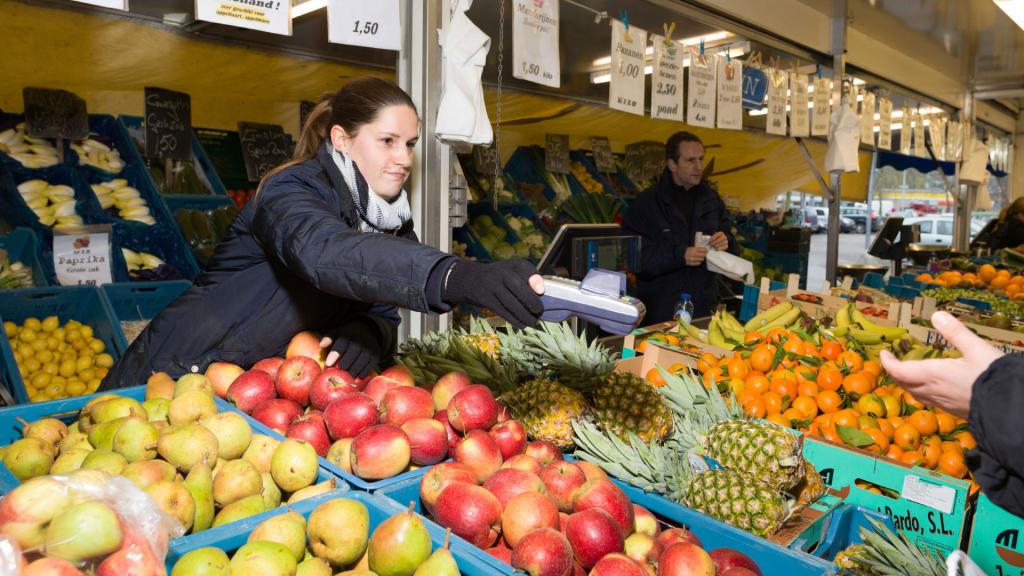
655,366,744,424
515,322,618,387
855,519,951,576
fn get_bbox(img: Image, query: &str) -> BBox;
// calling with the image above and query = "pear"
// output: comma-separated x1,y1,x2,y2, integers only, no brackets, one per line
121,460,178,490
65,469,113,501
50,447,91,474
368,502,432,576
337,571,380,576
326,439,353,473
170,547,230,576
229,540,297,574
307,498,369,568
4,438,54,481
112,417,159,461
261,472,282,509
199,412,252,459
212,494,265,528
77,394,122,431
174,373,214,398
270,439,318,493
87,415,134,450
85,397,147,427
168,389,217,426
413,530,459,576
212,459,262,507
146,372,176,400
80,448,127,475
243,434,280,473
157,423,219,473
249,511,307,561
44,501,123,563
287,479,336,504
19,417,68,452
142,397,170,422
146,480,195,532
59,431,91,454
297,557,333,576
184,459,215,533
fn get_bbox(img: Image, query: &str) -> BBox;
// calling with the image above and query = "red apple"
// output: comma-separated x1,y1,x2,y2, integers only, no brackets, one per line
657,542,716,576
575,461,608,482
434,483,502,548
251,357,285,379
205,362,244,399
276,356,320,407
309,367,360,411
656,528,703,551
350,424,410,480
401,418,448,466
419,462,476,515
227,370,277,413
624,533,662,565
486,543,513,564
323,392,378,440
572,480,634,536
589,553,647,576
489,419,527,460
540,462,587,513
95,529,160,576
432,371,471,411
285,330,326,366
633,504,660,537
709,549,762,576
502,491,560,547
510,528,574,576
250,398,303,432
524,441,563,466
563,508,624,569
379,365,414,386
502,454,543,476
482,468,547,509
454,430,503,483
22,558,84,576
353,371,376,390
447,385,500,432
380,386,434,427
364,375,409,407
721,569,760,576
287,414,331,456
434,410,462,454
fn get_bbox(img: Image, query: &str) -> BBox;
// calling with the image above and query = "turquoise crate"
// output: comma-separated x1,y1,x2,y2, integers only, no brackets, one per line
452,226,490,262
568,150,618,197
810,504,895,562
165,490,496,576
82,164,178,232
739,280,786,323
100,281,190,350
0,228,47,287
108,221,200,282
119,115,229,197
0,286,125,405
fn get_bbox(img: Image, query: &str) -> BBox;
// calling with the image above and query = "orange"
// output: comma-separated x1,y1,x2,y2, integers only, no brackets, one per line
833,409,861,430
744,373,771,395
696,353,719,374
1006,284,1022,298
749,345,775,372
737,389,762,407
667,363,689,374
703,365,727,389
856,394,886,418
923,441,943,469
903,392,924,410
645,368,667,387
725,358,750,379
783,406,807,424
744,398,767,418
803,341,821,358
842,372,874,398
941,440,962,454
954,431,977,451
744,330,764,344
819,340,843,361
908,410,939,436
763,391,787,414
1011,275,1024,285
979,264,997,283
837,351,864,373
766,327,789,343
901,450,925,466
770,369,797,388
766,412,790,428
635,340,648,353
880,395,901,418
864,428,890,453
915,273,934,283
816,366,843,392
877,418,895,440
783,338,805,356
797,381,819,398
770,378,798,400
939,451,968,478
725,378,746,398
991,276,1010,290
894,424,922,451
861,360,882,379
792,396,819,420
816,390,842,414
859,415,879,430
664,334,681,347
885,445,905,460
794,366,817,386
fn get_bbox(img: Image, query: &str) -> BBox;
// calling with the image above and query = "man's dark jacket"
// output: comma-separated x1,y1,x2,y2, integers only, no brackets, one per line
622,169,737,323
968,354,1024,518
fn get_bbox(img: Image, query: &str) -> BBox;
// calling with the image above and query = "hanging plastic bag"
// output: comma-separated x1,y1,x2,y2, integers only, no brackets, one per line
706,248,755,284
825,94,861,173
435,0,493,145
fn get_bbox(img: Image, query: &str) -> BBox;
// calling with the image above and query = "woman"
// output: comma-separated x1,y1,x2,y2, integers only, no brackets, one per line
988,197,1024,251
102,77,543,388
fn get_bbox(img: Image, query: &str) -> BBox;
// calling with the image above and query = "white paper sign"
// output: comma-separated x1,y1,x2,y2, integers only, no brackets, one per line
902,475,956,515
53,229,113,286
877,97,893,150
716,58,742,130
686,51,716,128
929,116,946,161
195,0,291,35
609,20,646,116
946,120,961,161
899,107,912,155
73,0,128,9
789,73,809,137
327,0,401,51
650,35,684,121
913,112,926,157
512,0,560,88
860,91,875,147
811,77,830,136
765,69,788,136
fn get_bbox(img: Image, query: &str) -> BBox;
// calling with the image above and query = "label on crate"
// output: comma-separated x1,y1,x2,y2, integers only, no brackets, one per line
512,0,560,88
608,19,646,116
144,87,192,161
195,0,291,36
650,34,684,122
53,226,113,286
686,51,716,128
237,122,292,181
902,475,956,515
327,0,401,51
23,87,89,140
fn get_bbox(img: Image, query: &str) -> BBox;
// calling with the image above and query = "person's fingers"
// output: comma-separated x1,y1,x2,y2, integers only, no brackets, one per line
319,336,332,349
879,350,939,389
348,352,372,378
494,286,533,328
325,350,340,367
529,274,545,295
931,311,992,359
505,270,544,317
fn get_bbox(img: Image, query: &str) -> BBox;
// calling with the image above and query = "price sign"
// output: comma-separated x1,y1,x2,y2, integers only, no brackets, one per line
899,107,912,155
860,91,876,147
716,58,742,130
624,142,645,183
195,0,291,36
72,0,127,9
928,116,946,161
811,77,831,136
53,226,113,286
473,144,498,174
512,0,560,88
23,87,89,140
650,35,684,122
741,67,767,110
609,19,646,116
237,122,291,181
765,68,788,136
877,97,893,150
789,73,809,137
644,141,664,181
545,133,570,174
327,0,401,51
945,120,961,161
144,87,191,161
686,51,716,128
913,112,926,157
590,136,615,173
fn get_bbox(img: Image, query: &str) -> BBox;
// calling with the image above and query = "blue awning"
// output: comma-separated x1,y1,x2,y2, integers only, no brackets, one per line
875,151,956,176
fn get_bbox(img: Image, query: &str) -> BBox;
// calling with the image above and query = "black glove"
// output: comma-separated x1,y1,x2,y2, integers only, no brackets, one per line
442,259,543,329
326,318,385,378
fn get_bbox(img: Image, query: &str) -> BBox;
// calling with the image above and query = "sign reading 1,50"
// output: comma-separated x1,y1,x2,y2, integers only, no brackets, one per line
351,20,379,35
522,62,541,76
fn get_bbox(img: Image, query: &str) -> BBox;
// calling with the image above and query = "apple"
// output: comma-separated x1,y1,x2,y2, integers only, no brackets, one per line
502,454,543,476
251,357,285,379
657,542,716,576
285,331,326,366
353,371,376,390
309,367,359,411
227,370,276,413
454,430,503,483
589,553,647,576
251,398,303,432
524,442,563,466
433,410,461,454
323,392,378,440
656,528,702,551
434,483,502,548
540,462,587,513
502,491,560,547
379,365,414,386
205,362,244,399
350,424,410,480
563,508,624,569
379,386,434,427
486,543,513,565
624,533,662,565
709,549,762,576
633,505,660,537
432,371,471,411
419,462,476,515
286,414,331,457
721,569,761,576
276,356,320,407
575,461,608,482
400,418,448,466
482,468,546,509
489,419,527,460
510,528,574,576
364,376,406,407
447,385,500,432
495,402,511,423
572,480,634,536
22,557,83,576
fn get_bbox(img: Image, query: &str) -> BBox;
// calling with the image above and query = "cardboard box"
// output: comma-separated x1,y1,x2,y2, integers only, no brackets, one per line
905,298,1024,354
967,494,1024,575
756,275,908,328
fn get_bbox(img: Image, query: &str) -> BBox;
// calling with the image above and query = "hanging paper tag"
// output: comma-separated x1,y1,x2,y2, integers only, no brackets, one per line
512,0,561,88
590,136,616,172
811,77,830,136
945,120,961,161
716,57,743,130
609,19,646,116
789,72,809,137
913,112,926,157
860,91,876,147
195,0,292,36
899,107,912,155
327,0,401,51
53,225,113,286
877,97,893,150
650,34,684,121
686,51,716,128
765,68,788,136
72,0,127,9
929,116,946,162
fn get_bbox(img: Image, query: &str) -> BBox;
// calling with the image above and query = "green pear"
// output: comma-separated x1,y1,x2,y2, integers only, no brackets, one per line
307,498,369,568
157,423,219,473
121,460,178,490
142,397,171,422
212,494,265,528
0,476,73,550
112,417,159,461
19,417,68,453
65,469,113,501
243,434,280,473
44,501,123,563
296,557,333,576
67,421,80,434
85,397,147,427
174,373,214,398
145,480,195,532
336,571,380,576
212,459,262,506
261,472,282,509
413,531,458,576
287,479,336,504
199,412,252,459
211,457,227,478
4,438,54,481
50,447,91,474
80,448,127,475
270,439,318,493
168,389,218,426
77,394,123,431
184,459,215,533
229,540,297,575
58,431,91,454
326,439,353,473
368,503,432,576
87,415,134,450
170,547,230,576
248,511,307,561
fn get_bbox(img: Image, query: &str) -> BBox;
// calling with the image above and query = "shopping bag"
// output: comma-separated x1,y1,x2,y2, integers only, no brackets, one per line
706,248,755,284
945,550,988,576
825,98,861,173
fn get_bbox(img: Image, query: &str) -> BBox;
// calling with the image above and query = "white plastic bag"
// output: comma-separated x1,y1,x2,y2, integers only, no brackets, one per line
825,97,861,173
435,0,493,145
946,550,988,576
706,248,755,284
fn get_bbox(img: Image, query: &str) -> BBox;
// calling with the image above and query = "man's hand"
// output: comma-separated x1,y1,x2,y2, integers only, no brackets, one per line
709,231,729,251
685,246,708,266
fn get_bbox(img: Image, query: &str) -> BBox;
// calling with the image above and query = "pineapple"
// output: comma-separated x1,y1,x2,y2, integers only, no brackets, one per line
506,322,617,391
702,420,805,491
398,326,518,393
834,519,947,576
790,460,826,512
503,379,589,449
684,469,793,537
591,372,673,444
460,331,501,359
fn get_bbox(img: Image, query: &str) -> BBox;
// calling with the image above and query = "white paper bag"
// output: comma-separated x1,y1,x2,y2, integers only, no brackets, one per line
435,0,492,145
825,97,861,173
706,248,755,284
945,550,988,576
961,136,990,185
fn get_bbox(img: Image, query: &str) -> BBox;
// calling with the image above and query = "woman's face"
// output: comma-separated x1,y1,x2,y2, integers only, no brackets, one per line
331,105,419,200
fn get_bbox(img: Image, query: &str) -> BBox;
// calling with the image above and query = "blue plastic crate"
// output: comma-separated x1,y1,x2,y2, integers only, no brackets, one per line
0,286,125,405
739,280,787,323
66,115,145,174
119,115,229,198
568,150,618,197
0,164,107,235
0,228,47,287
163,194,235,213
452,226,490,262
861,272,885,289
498,202,553,237
100,281,190,350
108,222,201,282
809,504,894,562
504,145,578,206
81,164,177,231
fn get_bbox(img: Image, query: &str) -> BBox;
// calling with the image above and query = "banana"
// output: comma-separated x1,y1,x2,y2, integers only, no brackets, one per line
719,310,745,334
830,326,850,338
140,253,165,269
184,459,214,533
681,321,707,342
743,302,794,331
759,307,802,332
851,308,908,341
707,320,735,351
849,328,884,345
714,314,745,343
17,179,49,195
834,304,852,328
901,345,931,361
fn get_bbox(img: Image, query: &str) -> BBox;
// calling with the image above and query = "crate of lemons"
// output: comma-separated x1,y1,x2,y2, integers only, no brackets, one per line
3,316,115,402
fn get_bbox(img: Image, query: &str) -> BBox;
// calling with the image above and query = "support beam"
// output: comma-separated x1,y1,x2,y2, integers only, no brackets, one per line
865,151,877,249
826,0,848,286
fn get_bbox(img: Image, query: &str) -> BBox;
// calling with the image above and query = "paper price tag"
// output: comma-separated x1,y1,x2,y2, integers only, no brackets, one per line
195,0,291,36
929,116,946,161
327,0,401,51
902,475,956,515
686,51,716,128
860,91,876,147
716,58,742,130
899,107,912,155
811,77,830,136
53,227,113,286
946,120,962,161
545,133,570,174
877,97,893,150
765,68,788,136
913,112,926,157
72,0,127,9
650,35,684,122
609,20,646,116
789,73,809,137
512,0,560,88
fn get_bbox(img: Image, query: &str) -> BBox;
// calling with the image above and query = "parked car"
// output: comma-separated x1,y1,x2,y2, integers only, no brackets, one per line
802,207,856,233
903,216,984,245
840,207,881,232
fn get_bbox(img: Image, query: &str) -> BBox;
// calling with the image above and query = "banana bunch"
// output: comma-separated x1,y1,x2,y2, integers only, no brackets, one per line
889,336,958,361
830,303,908,345
743,301,803,333
92,180,156,225
0,123,60,169
16,179,84,230
122,248,165,272
71,137,124,173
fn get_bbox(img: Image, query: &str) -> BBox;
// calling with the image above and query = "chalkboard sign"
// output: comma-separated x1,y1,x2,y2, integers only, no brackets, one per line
591,136,615,172
644,141,664,182
144,87,192,160
237,122,291,181
473,144,498,175
23,87,89,140
299,100,316,133
545,133,570,174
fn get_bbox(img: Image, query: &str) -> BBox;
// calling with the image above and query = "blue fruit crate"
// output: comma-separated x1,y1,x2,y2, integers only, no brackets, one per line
0,286,125,405
66,115,146,174
82,164,178,232
0,164,107,235
163,194,235,213
452,226,491,262
809,504,894,562
119,115,229,197
739,280,787,323
0,228,47,287
498,202,553,237
100,281,190,350
568,150,618,197
109,222,200,282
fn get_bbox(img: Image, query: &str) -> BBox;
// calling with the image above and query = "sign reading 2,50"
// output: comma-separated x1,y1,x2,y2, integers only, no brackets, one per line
351,20,379,35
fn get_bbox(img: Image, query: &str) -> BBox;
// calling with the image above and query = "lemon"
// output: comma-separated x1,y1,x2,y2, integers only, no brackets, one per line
30,372,51,389
78,368,96,383
66,319,81,330
87,379,101,393
30,339,47,353
79,325,94,339
66,380,87,396
59,359,77,378
24,358,42,373
3,321,16,338
41,316,59,332
33,393,50,403
45,336,59,351
41,362,57,376
18,328,37,343
35,350,53,364
95,367,109,380
52,327,65,341
22,317,41,331
88,339,105,354
50,376,66,388
95,353,114,369
65,330,81,343
12,350,22,364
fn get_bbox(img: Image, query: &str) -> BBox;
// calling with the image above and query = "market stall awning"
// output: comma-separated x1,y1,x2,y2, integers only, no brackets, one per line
875,151,956,176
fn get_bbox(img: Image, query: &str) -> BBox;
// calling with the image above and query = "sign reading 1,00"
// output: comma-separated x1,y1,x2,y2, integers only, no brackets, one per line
618,62,641,78
351,20,379,35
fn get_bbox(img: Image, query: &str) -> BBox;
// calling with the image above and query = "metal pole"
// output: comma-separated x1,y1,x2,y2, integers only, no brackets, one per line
865,150,878,249
952,94,975,252
826,0,848,286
